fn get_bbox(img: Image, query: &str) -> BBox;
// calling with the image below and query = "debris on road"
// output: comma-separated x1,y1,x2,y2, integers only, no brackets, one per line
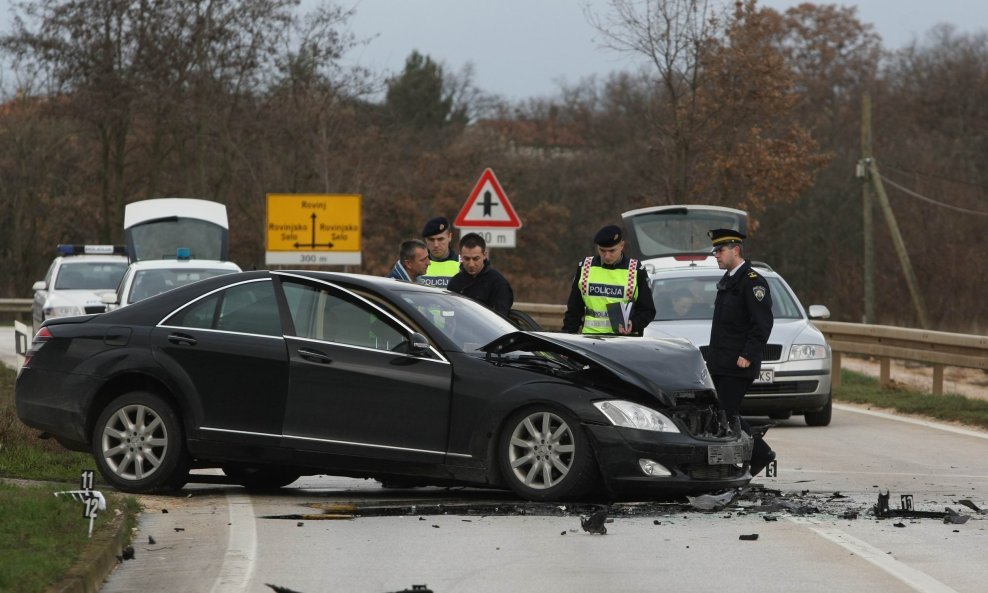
739,534,759,541
580,509,609,534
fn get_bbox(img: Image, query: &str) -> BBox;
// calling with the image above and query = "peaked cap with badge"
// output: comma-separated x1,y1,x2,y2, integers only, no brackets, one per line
708,228,745,251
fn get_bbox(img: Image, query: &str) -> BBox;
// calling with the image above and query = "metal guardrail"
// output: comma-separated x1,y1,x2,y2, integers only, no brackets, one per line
511,303,987,397
0,298,31,314
813,321,988,396
5,297,984,396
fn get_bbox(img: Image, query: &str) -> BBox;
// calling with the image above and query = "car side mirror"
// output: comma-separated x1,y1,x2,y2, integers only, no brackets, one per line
32,281,46,291
101,293,119,305
408,332,431,354
807,305,830,320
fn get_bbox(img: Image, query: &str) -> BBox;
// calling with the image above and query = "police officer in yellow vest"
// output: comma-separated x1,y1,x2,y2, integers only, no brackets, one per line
418,216,460,289
562,224,656,335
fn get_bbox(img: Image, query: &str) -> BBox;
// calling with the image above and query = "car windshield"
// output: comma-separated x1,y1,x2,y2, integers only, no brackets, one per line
129,267,236,303
397,289,519,352
652,275,804,321
55,262,128,290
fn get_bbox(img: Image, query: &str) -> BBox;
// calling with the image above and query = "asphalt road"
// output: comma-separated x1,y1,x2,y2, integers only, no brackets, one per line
4,326,988,592
92,407,988,593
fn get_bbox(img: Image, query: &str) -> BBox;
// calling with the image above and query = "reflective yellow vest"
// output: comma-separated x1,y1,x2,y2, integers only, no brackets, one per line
579,256,639,334
419,259,460,289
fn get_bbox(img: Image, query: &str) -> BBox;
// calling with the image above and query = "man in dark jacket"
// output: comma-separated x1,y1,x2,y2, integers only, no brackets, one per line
562,224,655,335
706,228,776,476
447,232,514,316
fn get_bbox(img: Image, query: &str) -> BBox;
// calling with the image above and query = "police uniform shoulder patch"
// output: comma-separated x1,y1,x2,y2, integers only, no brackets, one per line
753,285,766,301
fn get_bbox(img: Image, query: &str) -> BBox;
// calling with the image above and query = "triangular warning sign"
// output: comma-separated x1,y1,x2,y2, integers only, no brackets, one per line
454,168,522,228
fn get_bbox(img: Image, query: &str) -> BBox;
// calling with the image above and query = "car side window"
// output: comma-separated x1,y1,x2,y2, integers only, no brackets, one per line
169,293,220,329
282,281,409,352
167,280,282,336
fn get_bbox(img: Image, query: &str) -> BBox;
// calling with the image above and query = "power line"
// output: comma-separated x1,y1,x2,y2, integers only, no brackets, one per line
878,172,988,217
882,163,988,190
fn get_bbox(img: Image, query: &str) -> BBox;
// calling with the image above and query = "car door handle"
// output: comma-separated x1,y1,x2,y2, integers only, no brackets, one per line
298,348,332,364
167,333,197,346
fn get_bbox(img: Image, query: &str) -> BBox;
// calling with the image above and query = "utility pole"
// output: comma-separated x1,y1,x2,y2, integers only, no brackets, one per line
867,159,931,329
859,94,875,324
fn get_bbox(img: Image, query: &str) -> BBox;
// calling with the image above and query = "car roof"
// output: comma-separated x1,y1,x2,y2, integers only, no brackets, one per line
644,256,778,277
127,259,241,271
55,254,129,265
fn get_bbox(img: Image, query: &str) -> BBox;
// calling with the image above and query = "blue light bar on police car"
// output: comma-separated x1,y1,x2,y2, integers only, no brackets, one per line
176,248,191,260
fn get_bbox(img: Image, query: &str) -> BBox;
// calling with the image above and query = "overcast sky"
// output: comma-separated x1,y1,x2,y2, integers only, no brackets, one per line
344,0,988,101
0,1,982,101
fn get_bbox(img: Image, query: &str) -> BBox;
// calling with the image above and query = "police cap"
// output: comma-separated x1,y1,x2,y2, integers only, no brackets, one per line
708,228,745,251
421,216,451,237
593,224,623,247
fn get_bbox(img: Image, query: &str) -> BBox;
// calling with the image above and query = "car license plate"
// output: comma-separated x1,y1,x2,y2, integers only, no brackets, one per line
708,444,744,465
755,369,774,384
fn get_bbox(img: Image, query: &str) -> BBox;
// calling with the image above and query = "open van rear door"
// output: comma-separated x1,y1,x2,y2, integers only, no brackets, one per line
124,198,229,262
621,204,747,260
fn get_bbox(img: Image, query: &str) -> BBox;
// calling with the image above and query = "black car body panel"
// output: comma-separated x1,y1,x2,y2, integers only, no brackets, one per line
17,270,752,499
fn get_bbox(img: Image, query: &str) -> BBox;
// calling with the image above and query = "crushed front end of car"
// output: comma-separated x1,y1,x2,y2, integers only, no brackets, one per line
482,332,754,497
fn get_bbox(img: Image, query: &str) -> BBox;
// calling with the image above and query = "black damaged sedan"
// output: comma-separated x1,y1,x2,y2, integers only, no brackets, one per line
16,271,753,500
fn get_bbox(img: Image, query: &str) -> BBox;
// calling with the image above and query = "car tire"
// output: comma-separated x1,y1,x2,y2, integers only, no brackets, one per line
222,465,301,490
498,407,598,501
92,391,189,493
804,393,833,427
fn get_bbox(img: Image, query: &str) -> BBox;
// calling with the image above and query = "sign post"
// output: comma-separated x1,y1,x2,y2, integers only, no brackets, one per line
266,194,362,266
454,169,522,248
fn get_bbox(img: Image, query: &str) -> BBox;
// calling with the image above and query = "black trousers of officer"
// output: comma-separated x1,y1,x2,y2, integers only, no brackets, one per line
712,374,774,469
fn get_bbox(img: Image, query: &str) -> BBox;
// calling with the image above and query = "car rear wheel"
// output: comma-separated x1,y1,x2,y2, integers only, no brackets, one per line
498,407,598,501
804,393,833,427
222,465,301,490
92,391,189,493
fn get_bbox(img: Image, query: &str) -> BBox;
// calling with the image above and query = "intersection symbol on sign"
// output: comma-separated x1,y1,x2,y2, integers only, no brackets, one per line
454,168,522,228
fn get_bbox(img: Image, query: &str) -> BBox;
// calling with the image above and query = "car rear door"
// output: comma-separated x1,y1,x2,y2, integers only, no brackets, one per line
278,277,452,464
152,277,289,447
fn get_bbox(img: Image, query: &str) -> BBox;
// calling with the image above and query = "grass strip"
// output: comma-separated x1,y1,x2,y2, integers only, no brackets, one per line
837,370,988,430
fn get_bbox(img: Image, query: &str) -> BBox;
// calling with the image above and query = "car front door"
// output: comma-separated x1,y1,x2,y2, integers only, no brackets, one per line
279,278,452,464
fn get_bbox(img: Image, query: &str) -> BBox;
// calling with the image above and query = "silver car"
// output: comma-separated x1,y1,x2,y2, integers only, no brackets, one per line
643,257,833,425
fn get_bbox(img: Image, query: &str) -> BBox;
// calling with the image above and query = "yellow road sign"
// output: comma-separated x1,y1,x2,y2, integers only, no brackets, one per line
266,194,361,252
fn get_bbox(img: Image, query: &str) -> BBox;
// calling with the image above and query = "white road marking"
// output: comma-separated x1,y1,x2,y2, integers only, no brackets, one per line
835,404,988,440
209,493,257,593
789,517,960,593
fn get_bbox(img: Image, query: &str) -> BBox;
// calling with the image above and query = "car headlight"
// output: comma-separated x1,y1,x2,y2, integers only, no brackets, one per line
789,344,828,361
44,305,84,319
593,400,680,433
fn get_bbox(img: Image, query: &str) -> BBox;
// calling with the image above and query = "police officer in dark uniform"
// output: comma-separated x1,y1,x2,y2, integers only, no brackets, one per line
562,224,655,335
706,228,776,476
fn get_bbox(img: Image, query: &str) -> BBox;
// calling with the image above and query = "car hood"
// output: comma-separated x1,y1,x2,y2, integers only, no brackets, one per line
643,318,825,349
481,331,714,407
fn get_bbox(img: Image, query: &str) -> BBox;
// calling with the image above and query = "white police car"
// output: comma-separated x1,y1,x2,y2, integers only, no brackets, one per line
623,205,834,426
31,245,129,335
104,250,241,310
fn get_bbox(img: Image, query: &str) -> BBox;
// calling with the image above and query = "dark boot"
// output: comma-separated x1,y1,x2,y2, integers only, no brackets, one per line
749,443,776,476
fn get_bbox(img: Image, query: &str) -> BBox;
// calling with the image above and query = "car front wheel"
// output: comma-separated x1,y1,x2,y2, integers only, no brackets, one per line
92,391,189,493
804,393,833,427
498,407,598,501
